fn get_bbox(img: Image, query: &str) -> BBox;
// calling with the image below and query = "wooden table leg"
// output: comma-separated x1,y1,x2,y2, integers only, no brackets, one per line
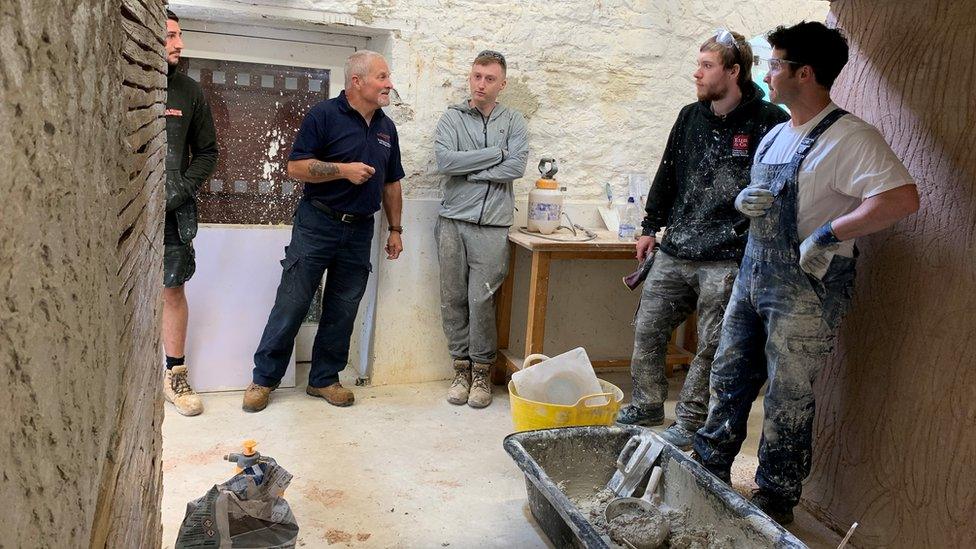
524,251,551,359
492,242,517,385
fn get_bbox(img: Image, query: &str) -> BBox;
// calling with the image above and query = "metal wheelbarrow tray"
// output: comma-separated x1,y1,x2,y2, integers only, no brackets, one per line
503,426,805,548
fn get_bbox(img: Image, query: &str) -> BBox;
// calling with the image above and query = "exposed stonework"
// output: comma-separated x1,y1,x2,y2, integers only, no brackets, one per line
378,0,830,202
0,0,167,546
170,0,828,201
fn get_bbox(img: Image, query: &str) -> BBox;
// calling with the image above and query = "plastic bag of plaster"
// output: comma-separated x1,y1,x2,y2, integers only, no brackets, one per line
512,347,605,406
175,460,299,548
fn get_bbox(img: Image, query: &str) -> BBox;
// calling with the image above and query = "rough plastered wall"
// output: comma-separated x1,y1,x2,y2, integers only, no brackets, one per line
0,0,167,546
801,2,976,547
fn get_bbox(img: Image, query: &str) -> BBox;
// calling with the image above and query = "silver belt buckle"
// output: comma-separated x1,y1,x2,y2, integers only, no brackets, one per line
340,213,356,223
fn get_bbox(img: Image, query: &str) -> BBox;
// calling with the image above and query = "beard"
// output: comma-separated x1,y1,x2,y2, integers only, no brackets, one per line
696,81,731,102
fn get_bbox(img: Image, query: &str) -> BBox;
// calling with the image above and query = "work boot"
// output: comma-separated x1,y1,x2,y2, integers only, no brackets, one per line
468,362,493,408
447,359,472,405
306,382,355,407
615,403,665,426
750,489,795,526
690,450,731,485
242,382,276,413
660,422,697,450
163,365,203,416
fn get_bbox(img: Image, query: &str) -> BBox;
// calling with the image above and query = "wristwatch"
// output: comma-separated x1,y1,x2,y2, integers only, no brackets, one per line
388,225,403,233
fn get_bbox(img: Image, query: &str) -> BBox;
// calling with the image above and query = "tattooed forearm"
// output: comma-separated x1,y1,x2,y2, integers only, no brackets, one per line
309,161,340,178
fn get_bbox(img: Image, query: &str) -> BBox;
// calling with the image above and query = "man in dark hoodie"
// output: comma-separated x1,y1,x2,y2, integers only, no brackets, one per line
161,9,218,417
615,30,788,447
434,50,529,409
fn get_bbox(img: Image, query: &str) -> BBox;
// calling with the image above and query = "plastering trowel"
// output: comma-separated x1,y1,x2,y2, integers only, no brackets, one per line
606,433,663,498
598,182,620,232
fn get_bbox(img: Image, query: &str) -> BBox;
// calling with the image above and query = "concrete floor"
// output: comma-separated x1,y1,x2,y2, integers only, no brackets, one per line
162,366,842,548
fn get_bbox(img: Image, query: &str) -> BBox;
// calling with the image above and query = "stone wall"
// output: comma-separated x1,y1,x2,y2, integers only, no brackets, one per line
0,0,167,546
803,2,976,547
171,0,829,202
168,0,829,384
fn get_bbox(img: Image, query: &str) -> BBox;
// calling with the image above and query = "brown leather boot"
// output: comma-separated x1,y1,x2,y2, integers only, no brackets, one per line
447,359,471,405
306,382,355,407
468,362,493,408
242,382,275,413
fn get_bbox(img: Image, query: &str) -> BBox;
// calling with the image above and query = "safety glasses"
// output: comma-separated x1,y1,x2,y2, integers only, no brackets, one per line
714,28,755,67
714,28,741,53
476,49,507,71
756,56,803,74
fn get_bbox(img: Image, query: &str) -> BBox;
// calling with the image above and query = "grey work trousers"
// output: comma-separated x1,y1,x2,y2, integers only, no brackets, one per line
630,250,738,430
435,216,510,364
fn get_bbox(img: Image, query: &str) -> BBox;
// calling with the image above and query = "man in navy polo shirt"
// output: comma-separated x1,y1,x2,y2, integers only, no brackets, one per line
243,50,405,412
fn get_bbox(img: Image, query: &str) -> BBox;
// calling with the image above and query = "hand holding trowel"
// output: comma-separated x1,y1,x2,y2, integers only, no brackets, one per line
623,235,657,290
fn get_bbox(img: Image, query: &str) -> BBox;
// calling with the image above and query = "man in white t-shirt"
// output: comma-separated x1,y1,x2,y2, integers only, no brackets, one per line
692,21,919,525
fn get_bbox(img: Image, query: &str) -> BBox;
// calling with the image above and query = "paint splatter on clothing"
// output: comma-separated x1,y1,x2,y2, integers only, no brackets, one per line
435,216,509,364
630,251,738,430
694,109,855,507
642,84,789,261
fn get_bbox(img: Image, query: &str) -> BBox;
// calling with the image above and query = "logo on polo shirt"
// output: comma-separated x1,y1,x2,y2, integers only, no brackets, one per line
732,134,749,157
164,108,183,117
377,132,391,148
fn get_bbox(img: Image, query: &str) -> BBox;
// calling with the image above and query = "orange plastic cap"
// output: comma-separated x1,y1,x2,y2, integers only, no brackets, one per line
535,178,558,190
242,439,258,456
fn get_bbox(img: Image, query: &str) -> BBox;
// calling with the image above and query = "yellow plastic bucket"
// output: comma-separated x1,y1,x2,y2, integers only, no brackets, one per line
508,354,623,432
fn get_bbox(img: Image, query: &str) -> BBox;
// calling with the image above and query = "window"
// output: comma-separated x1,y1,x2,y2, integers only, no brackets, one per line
178,57,330,224
178,24,360,224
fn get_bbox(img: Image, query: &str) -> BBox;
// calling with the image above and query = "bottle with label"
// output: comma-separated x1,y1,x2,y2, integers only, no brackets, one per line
617,197,639,241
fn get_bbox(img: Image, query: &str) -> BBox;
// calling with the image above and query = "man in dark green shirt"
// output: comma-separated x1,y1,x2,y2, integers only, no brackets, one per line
161,9,218,417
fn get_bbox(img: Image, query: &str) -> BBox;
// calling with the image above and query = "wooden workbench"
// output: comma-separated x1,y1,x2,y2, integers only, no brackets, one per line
491,228,696,385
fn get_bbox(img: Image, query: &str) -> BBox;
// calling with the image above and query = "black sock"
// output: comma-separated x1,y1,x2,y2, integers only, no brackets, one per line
165,355,186,370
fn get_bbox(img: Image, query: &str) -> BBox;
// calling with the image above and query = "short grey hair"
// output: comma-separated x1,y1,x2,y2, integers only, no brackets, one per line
344,50,385,89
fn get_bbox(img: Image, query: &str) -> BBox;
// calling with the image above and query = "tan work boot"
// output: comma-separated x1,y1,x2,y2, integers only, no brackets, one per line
306,382,355,407
468,362,493,408
163,365,203,416
447,359,472,405
242,382,276,413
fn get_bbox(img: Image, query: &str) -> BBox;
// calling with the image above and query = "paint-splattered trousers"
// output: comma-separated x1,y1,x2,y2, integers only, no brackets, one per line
435,216,510,365
163,212,196,288
630,251,739,429
693,249,855,506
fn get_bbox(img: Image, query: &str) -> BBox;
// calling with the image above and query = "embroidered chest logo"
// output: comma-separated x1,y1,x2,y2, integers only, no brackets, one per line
732,134,750,157
376,132,391,148
164,108,183,117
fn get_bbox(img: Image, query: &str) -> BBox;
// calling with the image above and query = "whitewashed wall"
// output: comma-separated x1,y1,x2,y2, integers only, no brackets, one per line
171,0,829,384
174,0,828,201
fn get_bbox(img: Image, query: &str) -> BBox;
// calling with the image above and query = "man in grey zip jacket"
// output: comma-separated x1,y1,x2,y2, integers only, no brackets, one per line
434,50,528,409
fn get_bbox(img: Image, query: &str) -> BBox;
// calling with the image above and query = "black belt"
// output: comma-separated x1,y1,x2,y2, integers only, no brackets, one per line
309,199,370,224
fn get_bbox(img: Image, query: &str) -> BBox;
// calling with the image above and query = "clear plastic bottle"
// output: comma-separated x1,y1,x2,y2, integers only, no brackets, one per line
617,197,639,241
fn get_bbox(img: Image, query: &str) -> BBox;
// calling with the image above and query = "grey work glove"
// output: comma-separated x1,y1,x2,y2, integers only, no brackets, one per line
799,221,842,279
734,187,775,218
